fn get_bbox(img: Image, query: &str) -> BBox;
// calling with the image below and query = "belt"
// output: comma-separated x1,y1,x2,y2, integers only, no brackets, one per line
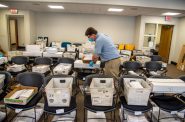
104,57,120,63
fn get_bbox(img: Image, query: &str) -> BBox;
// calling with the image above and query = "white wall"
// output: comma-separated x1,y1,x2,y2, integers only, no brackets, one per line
176,17,185,62
0,10,36,51
17,17,25,46
135,16,179,63
36,12,135,44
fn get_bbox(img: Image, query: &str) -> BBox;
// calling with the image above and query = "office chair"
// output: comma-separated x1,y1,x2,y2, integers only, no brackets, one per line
121,61,143,76
119,75,153,122
43,75,77,122
150,76,185,122
8,56,29,77
150,55,162,61
83,74,116,122
5,72,45,121
144,61,167,77
34,57,53,76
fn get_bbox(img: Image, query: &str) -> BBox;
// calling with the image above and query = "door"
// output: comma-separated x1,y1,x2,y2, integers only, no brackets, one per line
9,19,18,50
158,25,174,62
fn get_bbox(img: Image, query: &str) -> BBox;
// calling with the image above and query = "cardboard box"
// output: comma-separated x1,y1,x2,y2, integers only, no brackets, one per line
0,74,5,90
82,54,93,63
45,77,73,107
43,52,63,58
67,45,76,52
124,78,151,106
147,78,185,93
46,47,58,54
136,56,151,65
90,78,114,106
120,50,132,56
53,63,72,75
7,64,26,72
177,45,185,71
26,45,42,52
63,52,76,59
120,55,130,62
7,51,23,61
32,65,50,74
4,86,38,105
23,51,42,57
0,57,8,65
74,60,100,69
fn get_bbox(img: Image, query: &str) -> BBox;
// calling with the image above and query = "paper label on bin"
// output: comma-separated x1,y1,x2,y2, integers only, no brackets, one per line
15,109,23,113
171,111,177,114
134,111,142,115
96,111,104,117
56,109,64,114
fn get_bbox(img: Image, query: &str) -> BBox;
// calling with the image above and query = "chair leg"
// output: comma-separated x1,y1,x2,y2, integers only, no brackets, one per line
114,110,116,122
158,108,161,122
83,108,85,122
5,106,8,122
150,108,153,122
76,110,77,122
34,107,37,122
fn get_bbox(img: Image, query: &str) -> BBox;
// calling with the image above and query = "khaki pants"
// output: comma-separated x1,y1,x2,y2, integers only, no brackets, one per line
104,58,121,82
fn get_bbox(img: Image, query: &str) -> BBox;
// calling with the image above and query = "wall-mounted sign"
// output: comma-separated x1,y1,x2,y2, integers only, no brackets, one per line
10,9,18,14
165,16,171,21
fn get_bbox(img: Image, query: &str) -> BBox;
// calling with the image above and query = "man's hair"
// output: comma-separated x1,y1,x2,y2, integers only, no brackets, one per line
85,27,98,36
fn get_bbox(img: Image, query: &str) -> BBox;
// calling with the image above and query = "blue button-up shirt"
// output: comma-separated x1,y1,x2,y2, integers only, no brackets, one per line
94,33,120,61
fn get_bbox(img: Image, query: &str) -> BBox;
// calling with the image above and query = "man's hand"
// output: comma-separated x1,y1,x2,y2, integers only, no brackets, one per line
92,54,99,62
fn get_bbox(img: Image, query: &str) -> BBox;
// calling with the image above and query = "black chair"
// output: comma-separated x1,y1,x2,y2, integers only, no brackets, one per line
150,76,185,122
121,61,143,76
8,56,29,77
150,55,162,61
58,57,75,67
73,43,82,47
119,75,153,121
177,75,185,106
0,71,11,101
34,57,53,76
43,75,77,122
83,74,116,122
5,72,45,121
144,61,167,77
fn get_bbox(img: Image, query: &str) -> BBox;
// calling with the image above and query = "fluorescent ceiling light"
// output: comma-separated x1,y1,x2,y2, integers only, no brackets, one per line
0,4,8,8
108,8,123,12
162,12,181,16
48,5,64,9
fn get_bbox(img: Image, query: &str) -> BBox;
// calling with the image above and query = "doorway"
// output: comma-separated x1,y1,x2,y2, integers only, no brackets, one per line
8,16,25,51
158,25,174,62
9,19,18,50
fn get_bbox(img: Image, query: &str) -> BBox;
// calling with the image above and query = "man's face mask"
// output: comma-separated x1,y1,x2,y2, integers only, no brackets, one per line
88,38,94,42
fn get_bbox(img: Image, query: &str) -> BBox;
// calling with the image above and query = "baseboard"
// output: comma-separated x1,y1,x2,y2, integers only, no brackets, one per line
171,61,177,65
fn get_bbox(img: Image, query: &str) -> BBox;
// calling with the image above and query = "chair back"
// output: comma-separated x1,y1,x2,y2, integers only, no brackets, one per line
16,72,44,89
150,55,162,61
12,56,29,65
35,57,53,65
122,61,142,71
145,61,162,71
84,74,113,87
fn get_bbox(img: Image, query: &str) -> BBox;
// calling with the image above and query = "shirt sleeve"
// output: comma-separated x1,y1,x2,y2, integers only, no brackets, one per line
94,40,103,55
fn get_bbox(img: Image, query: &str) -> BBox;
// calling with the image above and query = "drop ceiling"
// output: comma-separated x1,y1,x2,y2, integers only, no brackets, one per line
0,0,185,17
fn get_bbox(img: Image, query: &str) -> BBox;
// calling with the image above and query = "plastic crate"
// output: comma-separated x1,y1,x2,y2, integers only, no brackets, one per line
124,78,151,106
45,77,73,107
90,78,114,106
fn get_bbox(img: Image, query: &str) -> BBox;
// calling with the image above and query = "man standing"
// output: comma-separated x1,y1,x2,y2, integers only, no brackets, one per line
85,27,121,81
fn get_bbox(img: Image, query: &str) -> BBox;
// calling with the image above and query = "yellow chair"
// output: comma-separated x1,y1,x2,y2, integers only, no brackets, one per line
125,44,135,51
118,44,124,50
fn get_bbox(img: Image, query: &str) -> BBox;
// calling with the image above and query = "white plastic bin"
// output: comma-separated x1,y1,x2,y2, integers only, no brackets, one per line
45,77,73,107
53,63,72,75
124,78,151,106
90,78,114,106
0,74,5,91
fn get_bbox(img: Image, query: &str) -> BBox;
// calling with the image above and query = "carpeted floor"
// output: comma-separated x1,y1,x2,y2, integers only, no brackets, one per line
1,64,185,122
